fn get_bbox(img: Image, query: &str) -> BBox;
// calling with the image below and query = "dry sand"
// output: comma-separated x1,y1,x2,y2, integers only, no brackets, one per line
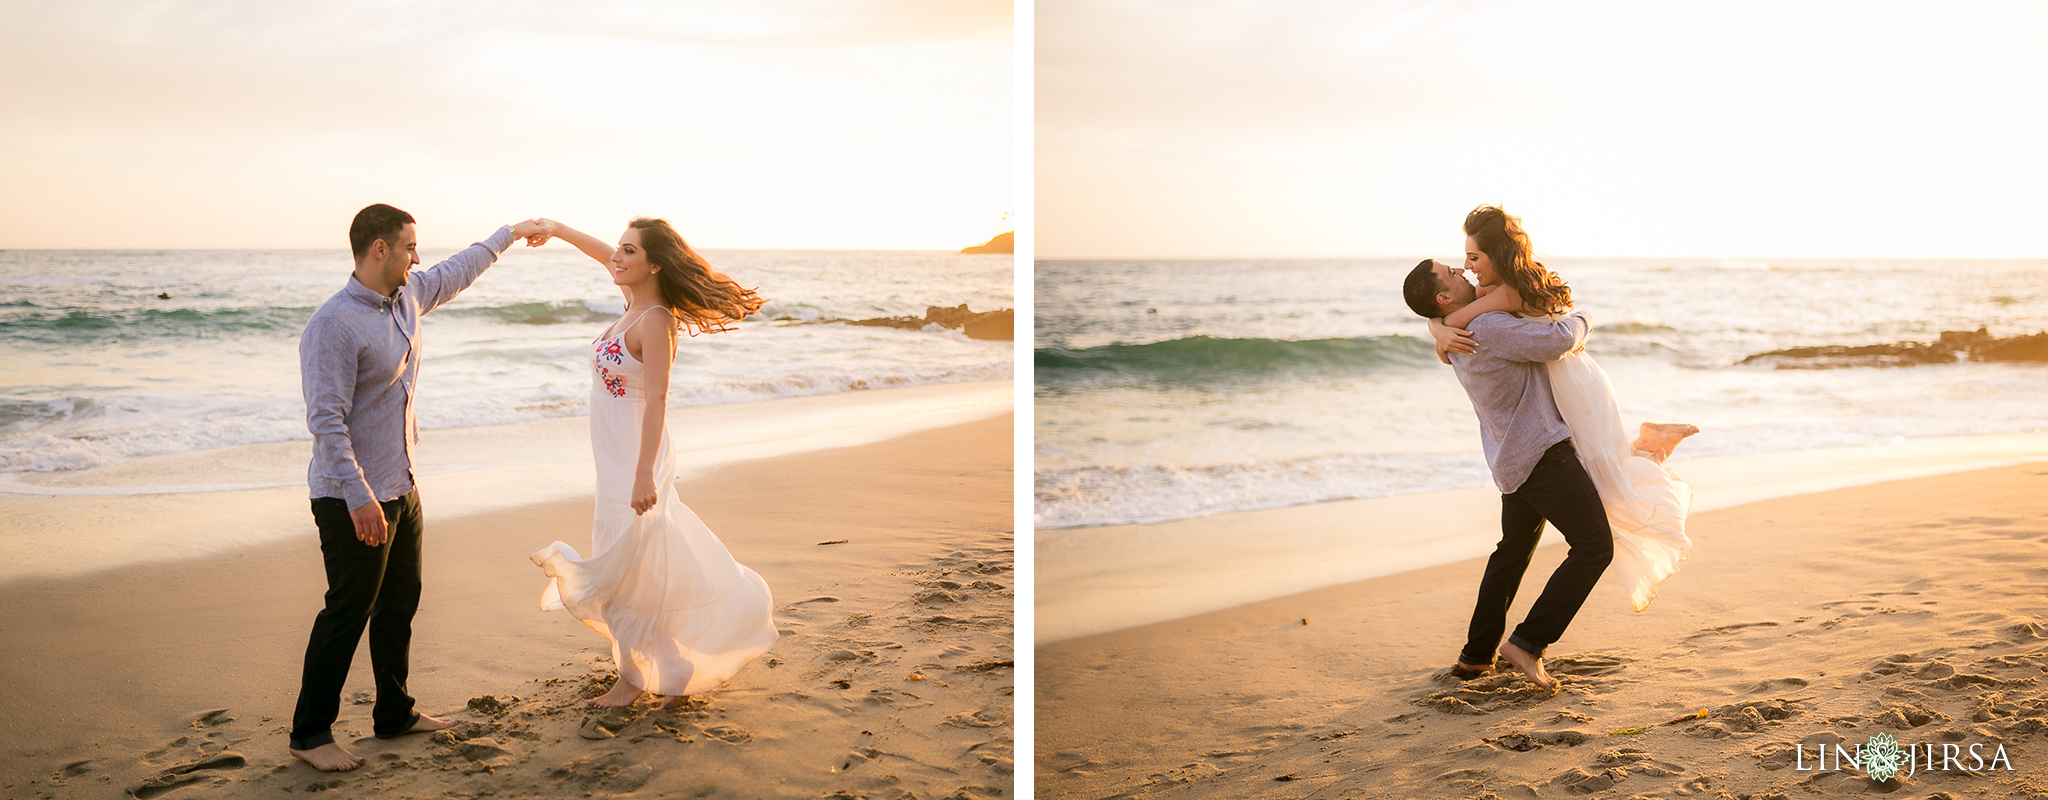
1037,462,2048,799
0,414,1013,800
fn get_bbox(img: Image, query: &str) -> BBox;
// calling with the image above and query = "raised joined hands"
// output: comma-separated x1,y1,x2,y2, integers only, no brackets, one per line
510,218,555,248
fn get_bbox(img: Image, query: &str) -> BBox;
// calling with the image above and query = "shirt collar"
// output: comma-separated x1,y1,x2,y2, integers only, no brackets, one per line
344,274,400,310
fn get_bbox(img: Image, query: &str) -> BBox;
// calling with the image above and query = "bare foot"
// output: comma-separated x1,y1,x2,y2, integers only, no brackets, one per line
406,714,454,734
1631,422,1699,462
1498,641,1556,691
588,678,644,708
289,742,363,772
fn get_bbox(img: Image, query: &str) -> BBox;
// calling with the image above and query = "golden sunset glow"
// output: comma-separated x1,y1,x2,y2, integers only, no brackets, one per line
1039,1,2048,259
0,1,1011,250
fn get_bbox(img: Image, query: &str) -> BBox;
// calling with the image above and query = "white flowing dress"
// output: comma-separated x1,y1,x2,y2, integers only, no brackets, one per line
1547,351,1693,613
530,321,777,696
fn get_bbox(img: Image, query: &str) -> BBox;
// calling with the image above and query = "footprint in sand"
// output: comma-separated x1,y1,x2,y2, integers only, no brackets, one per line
1741,677,1811,694
547,754,653,793
1873,702,1946,730
142,737,191,764
943,709,1005,729
913,589,965,605
578,707,639,740
127,753,246,799
968,739,1014,771
1043,750,1104,775
1686,621,1783,639
1548,653,1628,678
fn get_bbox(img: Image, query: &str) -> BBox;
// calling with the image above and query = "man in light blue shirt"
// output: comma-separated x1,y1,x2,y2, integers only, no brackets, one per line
289,204,551,771
1404,258,1611,692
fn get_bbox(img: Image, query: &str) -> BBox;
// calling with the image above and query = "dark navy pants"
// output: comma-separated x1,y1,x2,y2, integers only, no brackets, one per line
289,489,424,750
1460,439,1614,665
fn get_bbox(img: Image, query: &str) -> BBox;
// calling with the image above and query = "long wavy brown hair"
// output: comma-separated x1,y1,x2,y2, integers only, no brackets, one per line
1464,205,1572,315
631,218,766,335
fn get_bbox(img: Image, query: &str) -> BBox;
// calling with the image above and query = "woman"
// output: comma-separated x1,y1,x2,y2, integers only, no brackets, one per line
529,217,778,707
1430,205,1695,613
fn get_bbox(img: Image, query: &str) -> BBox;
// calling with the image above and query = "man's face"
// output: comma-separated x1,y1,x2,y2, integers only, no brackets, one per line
1434,259,1476,310
379,223,421,290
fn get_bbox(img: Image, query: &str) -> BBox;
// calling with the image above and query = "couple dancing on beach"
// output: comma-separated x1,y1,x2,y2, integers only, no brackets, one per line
1403,205,1696,691
287,205,778,771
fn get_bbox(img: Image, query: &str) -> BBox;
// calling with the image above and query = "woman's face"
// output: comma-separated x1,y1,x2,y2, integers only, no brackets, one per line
610,228,654,287
1464,235,1499,286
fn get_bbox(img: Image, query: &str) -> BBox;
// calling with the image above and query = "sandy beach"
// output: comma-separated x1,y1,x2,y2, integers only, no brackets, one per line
0,410,1014,799
1037,461,2048,798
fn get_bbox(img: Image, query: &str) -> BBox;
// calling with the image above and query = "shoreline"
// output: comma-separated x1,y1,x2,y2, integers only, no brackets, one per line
1036,460,2048,798
0,380,1011,586
1036,430,2048,645
0,413,1014,799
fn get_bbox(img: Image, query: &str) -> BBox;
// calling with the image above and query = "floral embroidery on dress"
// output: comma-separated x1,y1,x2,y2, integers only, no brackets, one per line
593,335,629,398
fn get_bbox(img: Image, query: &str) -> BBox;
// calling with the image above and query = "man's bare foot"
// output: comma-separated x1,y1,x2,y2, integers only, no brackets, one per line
1631,422,1699,462
289,742,363,772
1498,641,1556,691
1450,660,1493,680
374,712,456,740
588,678,643,708
406,714,455,734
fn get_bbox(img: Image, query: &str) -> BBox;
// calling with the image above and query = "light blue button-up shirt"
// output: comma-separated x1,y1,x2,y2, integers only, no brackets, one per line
1448,310,1591,494
300,227,516,508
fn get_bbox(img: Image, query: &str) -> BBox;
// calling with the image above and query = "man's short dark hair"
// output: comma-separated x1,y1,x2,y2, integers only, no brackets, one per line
350,204,415,259
1403,259,1444,318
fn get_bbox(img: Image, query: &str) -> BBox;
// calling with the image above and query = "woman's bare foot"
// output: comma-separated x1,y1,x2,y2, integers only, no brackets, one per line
588,678,644,708
1498,641,1556,691
1631,422,1699,462
1450,660,1493,680
288,742,363,772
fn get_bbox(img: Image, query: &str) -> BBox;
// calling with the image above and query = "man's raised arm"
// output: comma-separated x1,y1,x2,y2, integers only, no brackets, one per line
411,219,553,314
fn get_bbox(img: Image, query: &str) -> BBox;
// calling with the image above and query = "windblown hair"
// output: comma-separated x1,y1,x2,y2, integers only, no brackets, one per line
1402,259,1445,318
350,203,415,260
630,218,766,335
1463,205,1571,315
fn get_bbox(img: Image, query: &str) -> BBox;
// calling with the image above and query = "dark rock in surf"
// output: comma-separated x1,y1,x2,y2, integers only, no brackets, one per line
1740,328,2048,368
844,304,1014,341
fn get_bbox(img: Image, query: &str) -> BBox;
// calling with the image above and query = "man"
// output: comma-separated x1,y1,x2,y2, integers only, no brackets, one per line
1401,258,1610,690
290,204,551,771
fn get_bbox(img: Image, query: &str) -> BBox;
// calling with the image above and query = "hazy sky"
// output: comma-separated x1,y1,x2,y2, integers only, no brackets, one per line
0,0,1011,250
1039,1,2048,259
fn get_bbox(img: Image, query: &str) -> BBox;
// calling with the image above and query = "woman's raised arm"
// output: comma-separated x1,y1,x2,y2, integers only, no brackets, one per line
536,219,618,270
1443,282,1524,329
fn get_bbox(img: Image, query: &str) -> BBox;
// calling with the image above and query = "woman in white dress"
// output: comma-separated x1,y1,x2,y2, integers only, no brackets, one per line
529,217,778,707
1429,205,1696,614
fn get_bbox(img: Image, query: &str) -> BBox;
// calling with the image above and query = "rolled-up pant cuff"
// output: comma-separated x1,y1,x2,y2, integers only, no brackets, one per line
288,731,336,751
1507,633,1545,659
374,712,423,740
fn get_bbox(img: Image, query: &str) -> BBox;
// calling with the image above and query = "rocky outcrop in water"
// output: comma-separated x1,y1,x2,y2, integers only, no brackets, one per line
960,232,1013,255
846,305,1013,341
1740,328,2048,368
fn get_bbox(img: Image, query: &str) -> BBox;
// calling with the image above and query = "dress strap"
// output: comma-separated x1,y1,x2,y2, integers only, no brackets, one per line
601,306,660,341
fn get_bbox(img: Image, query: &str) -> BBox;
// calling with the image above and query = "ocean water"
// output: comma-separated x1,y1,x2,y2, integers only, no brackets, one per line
1035,257,2048,528
0,246,1013,485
